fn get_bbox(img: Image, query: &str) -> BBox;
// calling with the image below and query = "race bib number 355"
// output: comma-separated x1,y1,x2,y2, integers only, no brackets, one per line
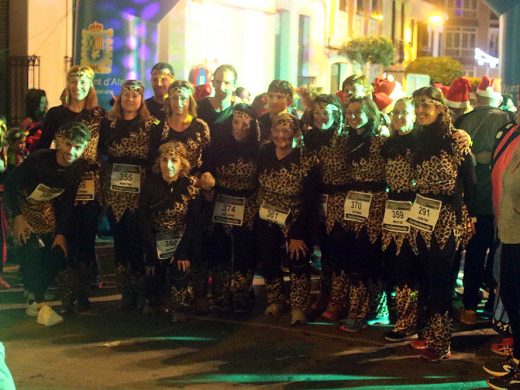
110,164,141,193
344,191,372,222
212,194,246,226
259,201,290,226
407,194,442,232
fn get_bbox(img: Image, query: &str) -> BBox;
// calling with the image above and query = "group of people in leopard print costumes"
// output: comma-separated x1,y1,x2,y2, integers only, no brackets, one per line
2,63,479,364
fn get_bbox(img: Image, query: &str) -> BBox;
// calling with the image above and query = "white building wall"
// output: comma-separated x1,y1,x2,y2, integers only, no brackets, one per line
26,0,73,108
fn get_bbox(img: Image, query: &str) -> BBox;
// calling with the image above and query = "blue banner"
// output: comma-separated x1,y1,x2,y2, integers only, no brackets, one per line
73,0,177,109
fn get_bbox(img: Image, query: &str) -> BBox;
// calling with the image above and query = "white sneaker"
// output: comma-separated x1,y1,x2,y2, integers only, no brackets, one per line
291,309,307,326
25,301,42,317
36,304,64,326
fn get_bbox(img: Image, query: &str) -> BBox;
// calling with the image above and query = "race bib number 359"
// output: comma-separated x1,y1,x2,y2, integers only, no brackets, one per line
382,200,412,233
259,201,290,226
212,194,246,226
407,194,442,232
344,191,372,222
110,164,141,193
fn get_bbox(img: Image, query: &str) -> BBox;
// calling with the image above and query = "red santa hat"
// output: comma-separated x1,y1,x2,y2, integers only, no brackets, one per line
374,76,396,96
445,77,472,108
373,92,393,112
433,83,449,98
477,76,501,99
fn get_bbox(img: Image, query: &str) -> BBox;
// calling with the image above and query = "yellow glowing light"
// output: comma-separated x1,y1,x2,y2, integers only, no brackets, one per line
372,12,384,21
428,14,444,26
405,27,412,44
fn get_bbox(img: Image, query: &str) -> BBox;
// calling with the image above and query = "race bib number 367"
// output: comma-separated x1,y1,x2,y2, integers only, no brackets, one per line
259,201,290,226
110,164,141,193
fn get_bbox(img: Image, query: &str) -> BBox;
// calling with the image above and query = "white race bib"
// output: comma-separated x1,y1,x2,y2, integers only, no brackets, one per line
75,172,95,201
407,194,442,232
259,201,290,226
156,232,183,260
27,184,64,203
382,200,412,233
344,191,372,222
212,194,246,226
318,194,328,219
110,164,141,193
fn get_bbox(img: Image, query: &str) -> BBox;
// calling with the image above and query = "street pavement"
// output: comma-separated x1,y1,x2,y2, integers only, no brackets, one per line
0,254,500,390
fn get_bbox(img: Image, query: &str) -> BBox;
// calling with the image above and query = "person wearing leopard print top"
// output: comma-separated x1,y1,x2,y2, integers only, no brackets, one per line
410,86,476,362
303,94,348,320
159,80,214,309
40,66,105,314
138,141,202,322
380,98,422,342
99,80,162,310
4,122,90,317
203,104,260,314
337,96,388,333
256,113,319,325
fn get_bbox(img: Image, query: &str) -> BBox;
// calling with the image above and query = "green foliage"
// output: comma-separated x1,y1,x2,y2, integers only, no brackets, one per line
340,36,396,67
406,56,464,85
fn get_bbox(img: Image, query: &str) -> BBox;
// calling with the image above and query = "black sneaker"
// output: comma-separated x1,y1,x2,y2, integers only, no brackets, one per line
487,367,520,390
384,329,418,342
484,357,519,377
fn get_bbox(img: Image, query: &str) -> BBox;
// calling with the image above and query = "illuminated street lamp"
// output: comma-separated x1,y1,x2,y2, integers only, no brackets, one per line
427,12,447,57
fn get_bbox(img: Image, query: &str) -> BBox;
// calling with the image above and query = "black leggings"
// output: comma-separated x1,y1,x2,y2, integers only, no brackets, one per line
107,208,144,274
500,243,520,360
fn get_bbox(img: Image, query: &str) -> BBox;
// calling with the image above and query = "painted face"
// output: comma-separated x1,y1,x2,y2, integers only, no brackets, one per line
160,154,182,182
313,103,338,130
120,89,142,116
151,69,174,100
169,88,191,117
232,111,252,142
268,91,292,115
38,96,48,114
390,100,415,134
414,98,440,126
56,139,87,167
346,102,368,130
68,74,92,102
213,70,236,101
271,120,294,149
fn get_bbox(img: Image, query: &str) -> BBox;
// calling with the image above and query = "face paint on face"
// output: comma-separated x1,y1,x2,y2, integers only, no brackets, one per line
160,154,182,182
169,88,191,117
345,102,368,130
271,120,294,149
414,97,441,126
390,100,415,134
231,111,253,142
313,103,338,130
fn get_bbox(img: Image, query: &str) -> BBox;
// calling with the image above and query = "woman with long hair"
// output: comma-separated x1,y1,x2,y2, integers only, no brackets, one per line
409,86,475,361
99,80,161,310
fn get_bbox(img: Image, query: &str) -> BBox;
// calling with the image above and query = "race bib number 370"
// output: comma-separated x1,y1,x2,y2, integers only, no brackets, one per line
407,194,442,232
344,191,372,222
110,164,141,193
